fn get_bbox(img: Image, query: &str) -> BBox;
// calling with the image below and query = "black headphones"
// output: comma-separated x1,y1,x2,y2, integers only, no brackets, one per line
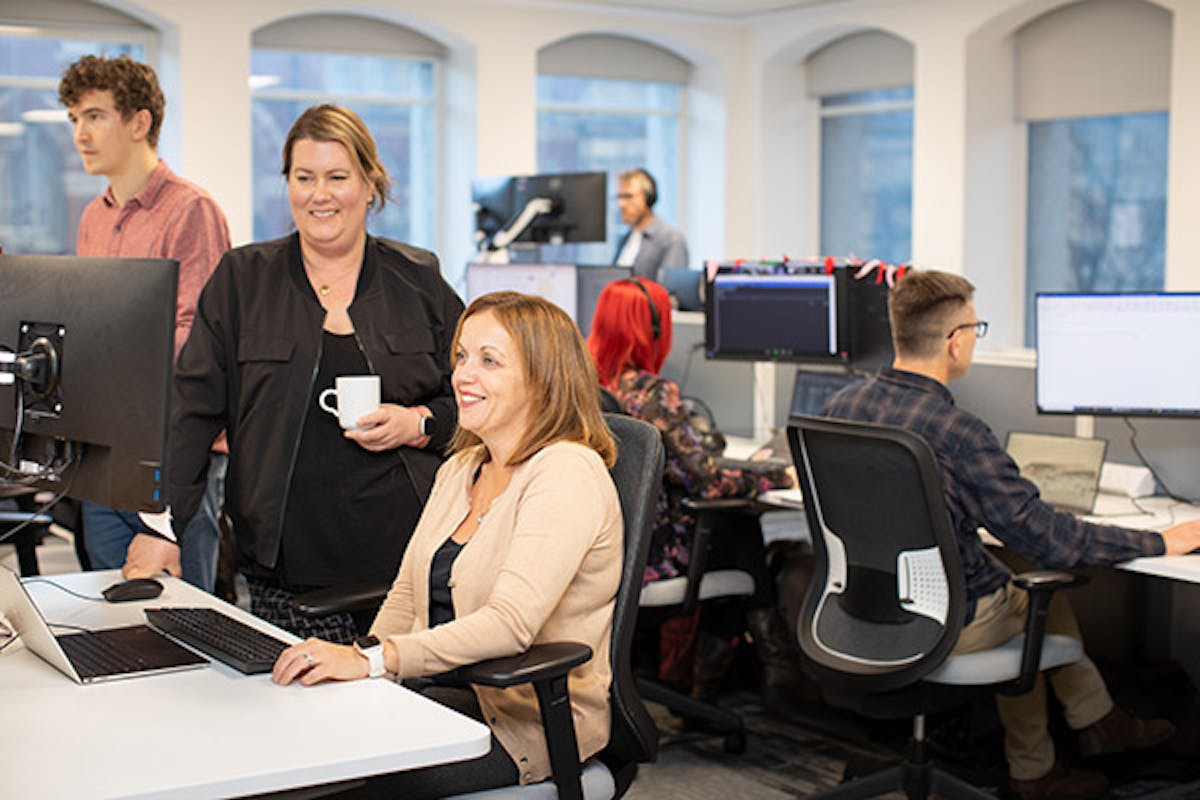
630,168,657,208
627,278,661,340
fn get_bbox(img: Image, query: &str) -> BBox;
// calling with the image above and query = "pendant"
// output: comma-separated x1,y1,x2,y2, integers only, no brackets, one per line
319,285,331,296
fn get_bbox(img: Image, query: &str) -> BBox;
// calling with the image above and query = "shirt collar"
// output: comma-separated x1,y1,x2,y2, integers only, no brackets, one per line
879,367,956,406
101,159,170,209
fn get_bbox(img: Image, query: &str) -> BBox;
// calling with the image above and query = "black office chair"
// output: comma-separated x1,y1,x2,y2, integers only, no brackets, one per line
0,484,53,576
302,414,664,800
600,387,756,752
787,414,1087,800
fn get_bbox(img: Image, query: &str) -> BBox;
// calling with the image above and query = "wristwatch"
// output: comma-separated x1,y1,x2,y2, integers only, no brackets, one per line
419,412,437,439
353,635,387,678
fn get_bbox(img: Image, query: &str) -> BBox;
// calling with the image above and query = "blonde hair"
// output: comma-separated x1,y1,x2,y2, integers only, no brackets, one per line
449,292,617,468
281,104,390,210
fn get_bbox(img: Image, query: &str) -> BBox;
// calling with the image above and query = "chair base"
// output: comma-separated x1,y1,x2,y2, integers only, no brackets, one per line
635,676,746,753
811,760,995,800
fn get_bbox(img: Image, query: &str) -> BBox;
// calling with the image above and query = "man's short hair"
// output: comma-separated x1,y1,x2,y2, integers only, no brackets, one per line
618,168,657,208
889,270,976,359
59,55,165,148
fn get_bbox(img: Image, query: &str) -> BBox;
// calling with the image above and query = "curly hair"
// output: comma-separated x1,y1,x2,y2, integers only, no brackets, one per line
58,55,165,148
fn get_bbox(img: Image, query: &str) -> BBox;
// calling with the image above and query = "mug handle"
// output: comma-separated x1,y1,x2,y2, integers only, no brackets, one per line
318,388,339,417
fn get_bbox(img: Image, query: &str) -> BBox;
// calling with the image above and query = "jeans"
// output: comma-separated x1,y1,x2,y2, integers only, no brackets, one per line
82,454,227,592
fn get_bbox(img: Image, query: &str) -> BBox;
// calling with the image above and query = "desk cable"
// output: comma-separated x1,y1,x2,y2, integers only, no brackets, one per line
21,576,105,603
1124,417,1197,505
0,455,80,547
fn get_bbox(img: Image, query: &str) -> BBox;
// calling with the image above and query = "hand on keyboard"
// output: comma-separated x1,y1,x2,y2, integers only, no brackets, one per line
272,638,370,687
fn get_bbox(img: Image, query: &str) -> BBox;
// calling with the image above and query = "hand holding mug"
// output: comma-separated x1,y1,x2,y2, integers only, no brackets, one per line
345,404,428,451
318,375,380,431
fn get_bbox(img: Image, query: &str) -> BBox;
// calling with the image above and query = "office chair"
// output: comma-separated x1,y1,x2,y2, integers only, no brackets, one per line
787,414,1087,800
0,484,53,576
301,414,663,800
599,387,757,753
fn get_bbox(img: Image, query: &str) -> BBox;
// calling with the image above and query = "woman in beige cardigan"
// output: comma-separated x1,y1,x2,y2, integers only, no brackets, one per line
272,290,622,798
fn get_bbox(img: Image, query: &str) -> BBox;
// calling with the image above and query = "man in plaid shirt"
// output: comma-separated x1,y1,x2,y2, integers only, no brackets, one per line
824,270,1200,800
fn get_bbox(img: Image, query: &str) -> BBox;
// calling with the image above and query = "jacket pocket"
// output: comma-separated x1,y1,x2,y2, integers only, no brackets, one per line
237,336,295,363
384,329,435,355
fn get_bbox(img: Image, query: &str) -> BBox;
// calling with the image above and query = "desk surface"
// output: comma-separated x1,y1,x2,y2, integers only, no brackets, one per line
0,570,490,800
1087,495,1200,583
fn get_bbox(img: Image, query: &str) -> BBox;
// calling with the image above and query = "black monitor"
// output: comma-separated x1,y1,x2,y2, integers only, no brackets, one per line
1036,291,1200,417
0,255,177,511
472,171,607,248
575,266,633,337
705,271,842,362
790,369,864,416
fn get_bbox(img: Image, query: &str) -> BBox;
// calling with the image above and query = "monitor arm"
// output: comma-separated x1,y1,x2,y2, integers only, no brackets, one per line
0,338,59,398
489,196,555,250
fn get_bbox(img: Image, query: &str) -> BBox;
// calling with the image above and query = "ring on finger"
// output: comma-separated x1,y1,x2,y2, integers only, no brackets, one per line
303,651,315,667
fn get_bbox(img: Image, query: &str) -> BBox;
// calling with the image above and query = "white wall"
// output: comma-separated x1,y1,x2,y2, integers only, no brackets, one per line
88,0,1200,324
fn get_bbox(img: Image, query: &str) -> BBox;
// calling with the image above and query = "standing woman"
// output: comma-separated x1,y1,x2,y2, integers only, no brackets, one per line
273,292,622,799
147,104,463,641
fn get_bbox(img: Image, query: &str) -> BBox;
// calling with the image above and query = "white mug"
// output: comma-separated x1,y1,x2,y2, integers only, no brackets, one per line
318,375,381,430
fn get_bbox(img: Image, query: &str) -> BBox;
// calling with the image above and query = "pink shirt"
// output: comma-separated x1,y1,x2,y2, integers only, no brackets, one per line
76,160,230,358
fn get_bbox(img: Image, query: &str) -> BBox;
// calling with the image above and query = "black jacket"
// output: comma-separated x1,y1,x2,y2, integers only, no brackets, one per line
169,233,464,572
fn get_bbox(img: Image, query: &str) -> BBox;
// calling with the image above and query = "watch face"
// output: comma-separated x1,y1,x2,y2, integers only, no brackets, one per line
355,635,380,650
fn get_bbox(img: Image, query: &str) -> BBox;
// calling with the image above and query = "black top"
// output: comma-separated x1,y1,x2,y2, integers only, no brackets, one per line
273,330,420,585
428,536,465,627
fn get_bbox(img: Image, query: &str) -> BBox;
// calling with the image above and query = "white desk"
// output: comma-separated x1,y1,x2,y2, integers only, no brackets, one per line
1085,495,1200,584
0,570,490,800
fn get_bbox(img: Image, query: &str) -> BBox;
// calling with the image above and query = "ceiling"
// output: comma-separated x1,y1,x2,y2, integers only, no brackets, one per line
535,0,837,19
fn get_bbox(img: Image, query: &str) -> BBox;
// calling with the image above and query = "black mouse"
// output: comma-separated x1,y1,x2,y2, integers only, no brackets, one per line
102,578,164,603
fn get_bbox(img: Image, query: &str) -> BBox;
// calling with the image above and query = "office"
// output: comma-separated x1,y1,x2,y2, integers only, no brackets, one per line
3,0,1200,796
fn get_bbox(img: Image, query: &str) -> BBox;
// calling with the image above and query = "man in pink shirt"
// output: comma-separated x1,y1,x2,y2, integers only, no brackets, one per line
59,55,230,590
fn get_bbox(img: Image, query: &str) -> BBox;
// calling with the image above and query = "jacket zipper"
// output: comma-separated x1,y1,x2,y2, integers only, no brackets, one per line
274,332,323,558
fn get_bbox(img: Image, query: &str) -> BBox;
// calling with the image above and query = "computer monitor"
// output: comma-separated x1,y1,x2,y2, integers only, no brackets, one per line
471,171,607,249
705,272,842,362
0,255,177,511
465,263,632,337
1035,291,1200,417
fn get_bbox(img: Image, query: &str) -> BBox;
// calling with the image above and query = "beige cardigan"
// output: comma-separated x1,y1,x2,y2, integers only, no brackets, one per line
370,440,622,785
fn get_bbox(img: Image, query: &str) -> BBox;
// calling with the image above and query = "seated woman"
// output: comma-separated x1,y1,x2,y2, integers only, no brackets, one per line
587,277,800,703
272,291,621,799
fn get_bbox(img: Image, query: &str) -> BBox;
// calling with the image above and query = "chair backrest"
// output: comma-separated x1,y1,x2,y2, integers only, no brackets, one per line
602,413,663,767
786,414,967,695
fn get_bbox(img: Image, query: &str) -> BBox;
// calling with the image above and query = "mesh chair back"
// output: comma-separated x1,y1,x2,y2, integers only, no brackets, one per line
787,414,967,694
602,414,663,766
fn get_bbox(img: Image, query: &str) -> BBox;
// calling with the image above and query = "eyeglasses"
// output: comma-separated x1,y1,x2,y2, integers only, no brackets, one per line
946,320,988,339
615,193,637,201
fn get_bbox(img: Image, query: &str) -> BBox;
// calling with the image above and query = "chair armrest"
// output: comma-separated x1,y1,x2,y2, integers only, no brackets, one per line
678,497,760,616
682,497,755,513
459,641,592,688
291,581,391,616
1003,570,1089,695
459,642,592,800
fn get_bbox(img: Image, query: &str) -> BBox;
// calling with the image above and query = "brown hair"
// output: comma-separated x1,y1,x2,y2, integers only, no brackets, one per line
58,55,165,148
449,292,617,468
281,104,391,211
888,270,976,359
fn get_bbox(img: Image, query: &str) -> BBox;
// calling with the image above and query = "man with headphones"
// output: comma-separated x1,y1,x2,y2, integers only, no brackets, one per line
613,168,689,281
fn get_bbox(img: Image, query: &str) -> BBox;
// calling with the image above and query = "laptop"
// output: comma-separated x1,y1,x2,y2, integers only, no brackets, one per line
1005,431,1108,514
0,569,207,684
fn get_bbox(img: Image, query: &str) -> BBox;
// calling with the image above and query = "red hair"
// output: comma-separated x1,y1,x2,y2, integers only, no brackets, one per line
587,277,674,387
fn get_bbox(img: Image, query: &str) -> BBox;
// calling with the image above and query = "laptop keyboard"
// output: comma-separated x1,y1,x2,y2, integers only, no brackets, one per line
60,631,152,678
145,607,290,675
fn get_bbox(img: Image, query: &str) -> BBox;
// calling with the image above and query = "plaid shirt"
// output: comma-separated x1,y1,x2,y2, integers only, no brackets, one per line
824,367,1164,622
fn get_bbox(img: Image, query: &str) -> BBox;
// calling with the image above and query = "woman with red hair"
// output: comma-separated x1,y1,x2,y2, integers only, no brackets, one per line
587,278,801,704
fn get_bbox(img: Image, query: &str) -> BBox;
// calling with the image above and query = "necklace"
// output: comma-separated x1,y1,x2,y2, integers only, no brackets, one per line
476,496,499,525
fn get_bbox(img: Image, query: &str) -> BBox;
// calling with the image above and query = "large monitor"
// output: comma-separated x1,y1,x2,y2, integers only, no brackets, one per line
472,171,607,250
1036,291,1200,417
0,255,177,511
465,262,632,337
705,272,841,362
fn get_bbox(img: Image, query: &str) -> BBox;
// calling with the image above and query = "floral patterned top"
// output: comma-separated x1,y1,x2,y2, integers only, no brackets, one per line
611,369,791,584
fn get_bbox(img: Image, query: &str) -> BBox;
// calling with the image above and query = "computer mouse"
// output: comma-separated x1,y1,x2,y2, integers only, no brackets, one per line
102,578,164,603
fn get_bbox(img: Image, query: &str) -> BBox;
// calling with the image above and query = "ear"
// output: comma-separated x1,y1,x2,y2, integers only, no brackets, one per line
129,108,153,142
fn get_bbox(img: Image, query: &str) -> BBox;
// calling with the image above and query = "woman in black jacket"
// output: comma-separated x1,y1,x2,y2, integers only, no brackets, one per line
135,104,462,641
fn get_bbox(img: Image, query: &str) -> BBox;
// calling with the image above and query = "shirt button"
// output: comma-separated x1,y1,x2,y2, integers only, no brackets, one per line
522,773,532,782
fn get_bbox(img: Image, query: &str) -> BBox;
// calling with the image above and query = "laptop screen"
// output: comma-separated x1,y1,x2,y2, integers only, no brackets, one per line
1005,431,1107,514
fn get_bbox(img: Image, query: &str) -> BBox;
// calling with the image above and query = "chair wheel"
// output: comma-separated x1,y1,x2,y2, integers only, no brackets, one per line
723,731,746,753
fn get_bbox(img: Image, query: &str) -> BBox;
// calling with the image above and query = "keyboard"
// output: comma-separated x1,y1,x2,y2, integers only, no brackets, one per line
144,607,290,674
59,631,150,678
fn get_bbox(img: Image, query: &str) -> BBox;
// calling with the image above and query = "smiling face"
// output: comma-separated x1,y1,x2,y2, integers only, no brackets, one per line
67,89,147,177
452,310,535,461
287,137,372,256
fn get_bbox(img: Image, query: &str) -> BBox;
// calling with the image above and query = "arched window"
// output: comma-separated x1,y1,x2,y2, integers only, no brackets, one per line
807,30,913,264
1018,0,1170,344
536,34,689,265
0,0,152,254
251,14,443,248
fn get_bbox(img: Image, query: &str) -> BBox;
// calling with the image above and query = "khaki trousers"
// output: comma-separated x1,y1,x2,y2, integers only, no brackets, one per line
952,582,1113,780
